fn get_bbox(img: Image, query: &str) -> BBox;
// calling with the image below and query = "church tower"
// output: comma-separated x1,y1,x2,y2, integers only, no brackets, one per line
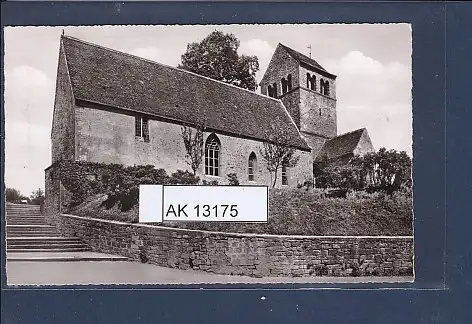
259,44,337,157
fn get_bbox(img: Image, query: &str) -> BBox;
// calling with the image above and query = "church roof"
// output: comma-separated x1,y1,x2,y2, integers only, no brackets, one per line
60,36,310,151
315,128,367,162
279,43,336,79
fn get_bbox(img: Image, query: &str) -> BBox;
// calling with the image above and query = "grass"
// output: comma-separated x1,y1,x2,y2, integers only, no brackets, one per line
70,189,413,236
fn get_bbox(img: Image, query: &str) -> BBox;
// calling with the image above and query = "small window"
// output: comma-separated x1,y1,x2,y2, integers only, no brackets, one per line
325,81,330,96
268,85,273,97
306,73,311,88
282,165,288,186
287,74,292,90
135,116,149,142
248,152,257,181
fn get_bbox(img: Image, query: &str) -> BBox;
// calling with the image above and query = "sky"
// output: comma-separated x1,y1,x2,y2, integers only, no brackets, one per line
3,24,412,196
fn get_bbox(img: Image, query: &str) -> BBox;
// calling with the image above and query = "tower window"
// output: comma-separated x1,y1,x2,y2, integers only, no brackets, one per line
205,134,221,176
307,73,316,91
282,165,288,186
248,152,257,181
135,116,149,142
272,82,278,97
287,74,292,91
320,79,325,95
281,77,288,94
325,82,330,96
268,85,274,97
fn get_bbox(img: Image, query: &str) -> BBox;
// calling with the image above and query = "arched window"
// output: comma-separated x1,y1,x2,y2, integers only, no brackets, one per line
248,152,257,181
281,77,288,94
320,79,325,95
205,134,221,176
307,73,316,91
272,82,278,97
287,74,292,91
282,165,288,186
267,85,273,98
324,81,330,96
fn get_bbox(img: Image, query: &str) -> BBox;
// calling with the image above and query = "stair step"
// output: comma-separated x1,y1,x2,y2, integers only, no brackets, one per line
7,248,89,253
7,237,82,241
8,244,88,249
6,232,63,237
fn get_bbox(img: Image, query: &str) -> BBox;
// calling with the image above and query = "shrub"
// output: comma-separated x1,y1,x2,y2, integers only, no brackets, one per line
169,170,200,185
202,180,219,186
227,173,240,186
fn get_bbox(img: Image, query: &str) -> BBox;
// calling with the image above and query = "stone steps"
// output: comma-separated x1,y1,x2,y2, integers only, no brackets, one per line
6,204,91,254
6,203,127,261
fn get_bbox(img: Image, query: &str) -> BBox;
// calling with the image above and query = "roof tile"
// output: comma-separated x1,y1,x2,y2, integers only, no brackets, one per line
61,36,310,150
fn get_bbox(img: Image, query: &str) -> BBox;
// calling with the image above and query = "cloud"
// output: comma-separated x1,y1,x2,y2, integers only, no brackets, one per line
239,39,275,91
4,121,51,195
324,51,412,155
239,39,275,58
4,65,55,126
6,65,51,88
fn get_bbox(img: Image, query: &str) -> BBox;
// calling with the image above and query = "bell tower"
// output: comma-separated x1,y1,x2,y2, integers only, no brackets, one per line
259,43,337,156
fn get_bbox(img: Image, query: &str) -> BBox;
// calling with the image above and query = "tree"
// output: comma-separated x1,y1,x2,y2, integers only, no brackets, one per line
179,30,260,91
181,125,204,175
259,123,300,188
313,148,412,195
5,187,22,203
362,148,412,194
30,188,45,205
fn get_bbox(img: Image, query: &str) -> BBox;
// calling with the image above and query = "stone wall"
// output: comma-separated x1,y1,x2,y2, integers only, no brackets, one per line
260,45,299,97
51,40,76,163
55,213,414,277
73,105,313,188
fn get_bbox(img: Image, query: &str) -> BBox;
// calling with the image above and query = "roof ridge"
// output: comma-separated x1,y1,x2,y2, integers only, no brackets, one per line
330,128,366,139
61,35,281,103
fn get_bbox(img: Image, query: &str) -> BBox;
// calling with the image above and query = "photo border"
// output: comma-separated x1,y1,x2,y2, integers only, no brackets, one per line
1,1,468,322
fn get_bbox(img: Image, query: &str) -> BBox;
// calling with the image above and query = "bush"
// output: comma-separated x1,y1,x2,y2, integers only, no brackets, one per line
227,173,240,186
202,180,219,186
169,170,200,185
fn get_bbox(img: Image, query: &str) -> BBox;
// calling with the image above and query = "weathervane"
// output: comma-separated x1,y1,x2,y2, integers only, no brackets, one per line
307,44,312,58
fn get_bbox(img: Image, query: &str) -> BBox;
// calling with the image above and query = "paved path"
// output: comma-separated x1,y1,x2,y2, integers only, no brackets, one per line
7,251,128,262
6,260,414,285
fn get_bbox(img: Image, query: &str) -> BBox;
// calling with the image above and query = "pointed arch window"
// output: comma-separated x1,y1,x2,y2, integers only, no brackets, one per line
248,152,257,181
205,134,221,176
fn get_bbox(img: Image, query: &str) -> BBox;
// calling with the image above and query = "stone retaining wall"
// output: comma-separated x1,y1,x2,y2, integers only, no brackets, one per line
56,214,414,277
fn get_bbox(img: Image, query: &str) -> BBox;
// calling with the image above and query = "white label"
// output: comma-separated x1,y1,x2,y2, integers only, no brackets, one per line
139,185,163,223
139,185,268,223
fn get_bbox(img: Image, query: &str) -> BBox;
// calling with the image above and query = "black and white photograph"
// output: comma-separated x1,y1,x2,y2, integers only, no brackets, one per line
4,24,414,285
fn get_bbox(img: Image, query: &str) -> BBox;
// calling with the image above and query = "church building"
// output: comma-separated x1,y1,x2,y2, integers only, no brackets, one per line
49,35,374,188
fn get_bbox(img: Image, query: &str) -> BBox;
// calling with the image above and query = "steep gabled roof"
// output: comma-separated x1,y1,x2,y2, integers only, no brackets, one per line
279,43,336,79
315,128,367,162
60,36,310,151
